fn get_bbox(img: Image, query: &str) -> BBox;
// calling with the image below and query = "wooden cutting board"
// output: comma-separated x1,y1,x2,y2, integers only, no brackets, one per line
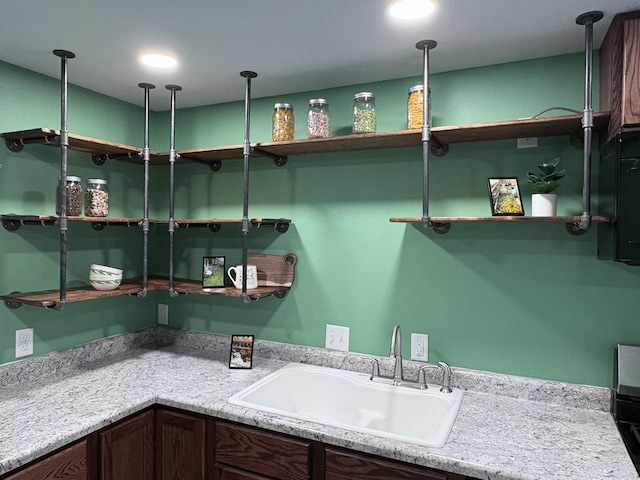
247,253,298,287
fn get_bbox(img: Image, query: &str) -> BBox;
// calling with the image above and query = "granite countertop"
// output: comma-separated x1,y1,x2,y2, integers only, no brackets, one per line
0,327,637,480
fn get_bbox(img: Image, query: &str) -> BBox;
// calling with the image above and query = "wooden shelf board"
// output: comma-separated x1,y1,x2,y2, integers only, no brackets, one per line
3,113,609,166
170,113,610,164
0,279,151,308
0,276,289,308
1,214,147,227
1,215,292,228
2,128,145,161
170,218,291,228
169,278,288,299
390,215,613,224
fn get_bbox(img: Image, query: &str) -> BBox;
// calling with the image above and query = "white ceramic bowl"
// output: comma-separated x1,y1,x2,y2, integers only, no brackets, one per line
89,264,123,290
90,277,122,291
90,264,123,276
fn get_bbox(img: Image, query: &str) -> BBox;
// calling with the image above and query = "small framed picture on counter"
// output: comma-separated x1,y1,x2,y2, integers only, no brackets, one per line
229,335,254,369
202,256,225,288
487,177,525,216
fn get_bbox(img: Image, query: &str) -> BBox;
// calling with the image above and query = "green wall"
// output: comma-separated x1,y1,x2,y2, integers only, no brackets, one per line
1,53,639,387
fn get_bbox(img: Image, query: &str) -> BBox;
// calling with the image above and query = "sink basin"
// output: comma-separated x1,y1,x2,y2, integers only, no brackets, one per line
228,363,463,447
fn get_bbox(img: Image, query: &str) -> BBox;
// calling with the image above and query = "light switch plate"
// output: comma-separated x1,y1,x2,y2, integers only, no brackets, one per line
325,324,350,352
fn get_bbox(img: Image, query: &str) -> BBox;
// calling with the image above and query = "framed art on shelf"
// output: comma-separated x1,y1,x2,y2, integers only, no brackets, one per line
487,177,525,216
202,256,225,288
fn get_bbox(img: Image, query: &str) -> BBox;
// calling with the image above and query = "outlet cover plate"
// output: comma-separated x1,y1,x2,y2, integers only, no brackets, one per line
325,324,350,352
411,333,428,361
158,304,168,325
16,328,34,358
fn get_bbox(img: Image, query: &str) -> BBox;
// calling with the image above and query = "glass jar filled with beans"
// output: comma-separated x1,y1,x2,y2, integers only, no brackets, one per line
56,176,83,216
272,103,294,141
85,178,109,217
307,99,330,138
352,92,377,134
407,84,432,129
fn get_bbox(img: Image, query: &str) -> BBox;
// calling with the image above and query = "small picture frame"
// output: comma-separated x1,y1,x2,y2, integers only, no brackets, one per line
202,256,225,288
487,177,525,216
229,335,254,369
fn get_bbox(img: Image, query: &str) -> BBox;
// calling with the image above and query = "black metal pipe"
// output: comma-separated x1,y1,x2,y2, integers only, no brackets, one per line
575,11,603,231
240,71,257,304
166,84,182,297
415,40,437,229
138,83,155,297
53,49,75,311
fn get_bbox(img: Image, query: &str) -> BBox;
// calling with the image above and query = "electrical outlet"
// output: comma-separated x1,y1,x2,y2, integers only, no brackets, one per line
16,328,34,358
517,137,538,148
158,304,168,325
411,333,428,361
325,324,350,352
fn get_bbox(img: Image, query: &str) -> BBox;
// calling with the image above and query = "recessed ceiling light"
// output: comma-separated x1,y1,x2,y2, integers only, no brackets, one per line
388,0,439,20
139,53,177,68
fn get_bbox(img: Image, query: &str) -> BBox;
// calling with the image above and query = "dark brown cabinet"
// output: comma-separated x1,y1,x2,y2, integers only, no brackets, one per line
325,447,471,480
0,439,89,480
600,10,640,142
99,409,154,480
213,421,313,480
155,408,207,480
0,407,478,480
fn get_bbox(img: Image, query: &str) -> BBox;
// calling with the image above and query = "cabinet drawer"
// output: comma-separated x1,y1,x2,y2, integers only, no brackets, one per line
1,439,87,480
325,447,469,480
214,421,311,480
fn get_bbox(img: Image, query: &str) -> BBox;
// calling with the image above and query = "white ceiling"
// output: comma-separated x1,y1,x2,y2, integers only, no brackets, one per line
1,0,638,111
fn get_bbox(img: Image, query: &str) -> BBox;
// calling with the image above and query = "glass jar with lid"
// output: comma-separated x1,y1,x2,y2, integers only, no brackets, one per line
56,175,83,216
353,92,376,134
272,103,294,142
407,84,432,129
307,99,330,139
85,178,109,217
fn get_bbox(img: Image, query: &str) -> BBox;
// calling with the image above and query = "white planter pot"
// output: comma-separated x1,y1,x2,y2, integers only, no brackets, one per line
531,193,557,217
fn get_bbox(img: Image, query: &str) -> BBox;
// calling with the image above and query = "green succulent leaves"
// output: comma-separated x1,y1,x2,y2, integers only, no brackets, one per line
526,158,565,194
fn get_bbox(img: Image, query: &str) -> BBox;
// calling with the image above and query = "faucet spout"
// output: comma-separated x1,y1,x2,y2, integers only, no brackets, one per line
390,325,403,385
390,324,402,357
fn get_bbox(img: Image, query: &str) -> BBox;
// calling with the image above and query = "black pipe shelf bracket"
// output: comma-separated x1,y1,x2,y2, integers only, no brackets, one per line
252,147,288,167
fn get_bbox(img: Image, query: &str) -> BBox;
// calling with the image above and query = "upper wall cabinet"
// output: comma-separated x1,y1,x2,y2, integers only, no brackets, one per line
600,10,640,142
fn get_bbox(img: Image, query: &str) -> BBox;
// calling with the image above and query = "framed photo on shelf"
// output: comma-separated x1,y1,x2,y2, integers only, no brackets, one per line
229,335,254,369
202,256,225,288
487,177,525,216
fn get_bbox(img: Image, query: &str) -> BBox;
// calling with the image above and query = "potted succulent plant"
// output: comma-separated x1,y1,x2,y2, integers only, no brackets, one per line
526,158,565,216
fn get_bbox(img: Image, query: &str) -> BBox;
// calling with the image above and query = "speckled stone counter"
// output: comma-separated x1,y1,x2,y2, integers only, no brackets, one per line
0,327,637,480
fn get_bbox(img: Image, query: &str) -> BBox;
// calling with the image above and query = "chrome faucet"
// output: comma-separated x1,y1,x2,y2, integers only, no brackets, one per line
369,324,453,393
390,324,403,385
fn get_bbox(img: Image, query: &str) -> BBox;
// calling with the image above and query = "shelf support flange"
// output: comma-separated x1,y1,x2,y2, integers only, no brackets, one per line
252,147,288,167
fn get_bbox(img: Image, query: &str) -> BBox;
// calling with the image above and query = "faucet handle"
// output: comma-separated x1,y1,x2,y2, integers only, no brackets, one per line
437,361,453,393
419,362,453,393
363,357,380,379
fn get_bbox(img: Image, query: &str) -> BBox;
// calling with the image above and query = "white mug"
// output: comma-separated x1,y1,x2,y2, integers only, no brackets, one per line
227,264,258,290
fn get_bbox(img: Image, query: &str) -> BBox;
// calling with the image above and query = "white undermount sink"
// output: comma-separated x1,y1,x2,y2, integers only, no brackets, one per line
228,362,463,448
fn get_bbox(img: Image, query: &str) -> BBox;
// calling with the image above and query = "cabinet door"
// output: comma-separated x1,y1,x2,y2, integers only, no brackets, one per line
325,447,472,480
600,10,640,140
100,410,154,480
1,440,88,480
155,408,206,480
214,421,311,480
